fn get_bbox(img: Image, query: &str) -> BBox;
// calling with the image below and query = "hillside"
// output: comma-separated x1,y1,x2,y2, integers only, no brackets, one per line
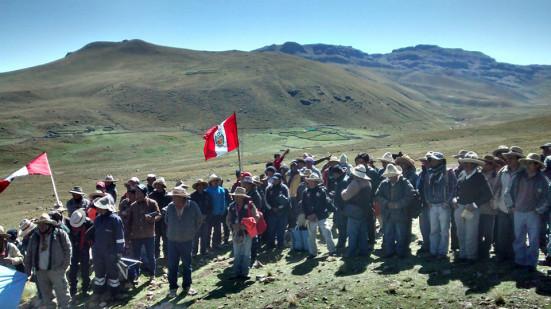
256,42,551,109
0,40,439,140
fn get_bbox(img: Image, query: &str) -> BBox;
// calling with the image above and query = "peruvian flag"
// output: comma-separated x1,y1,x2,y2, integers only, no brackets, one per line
203,113,239,160
0,152,52,194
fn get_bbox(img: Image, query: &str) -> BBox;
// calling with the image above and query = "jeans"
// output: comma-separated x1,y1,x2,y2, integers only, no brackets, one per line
495,211,515,261
306,218,336,256
451,207,459,250
346,217,368,257
194,221,211,255
233,234,252,276
382,217,409,257
167,240,193,290
429,204,451,256
513,211,541,267
250,236,259,265
419,207,431,250
335,210,348,248
267,212,288,248
131,237,156,276
36,269,71,308
454,204,480,260
478,214,495,259
68,247,90,294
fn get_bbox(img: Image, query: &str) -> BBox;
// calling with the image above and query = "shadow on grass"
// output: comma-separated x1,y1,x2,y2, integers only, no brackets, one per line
292,258,319,275
336,256,372,276
202,266,254,300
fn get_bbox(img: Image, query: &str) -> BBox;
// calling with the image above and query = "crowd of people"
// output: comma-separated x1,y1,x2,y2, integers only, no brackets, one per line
1,143,551,308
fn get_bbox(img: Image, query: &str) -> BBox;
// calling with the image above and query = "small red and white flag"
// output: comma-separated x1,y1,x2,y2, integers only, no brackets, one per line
203,113,240,160
0,152,52,194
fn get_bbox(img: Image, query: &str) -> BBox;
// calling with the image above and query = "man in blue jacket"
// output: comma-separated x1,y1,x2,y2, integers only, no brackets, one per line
206,174,229,249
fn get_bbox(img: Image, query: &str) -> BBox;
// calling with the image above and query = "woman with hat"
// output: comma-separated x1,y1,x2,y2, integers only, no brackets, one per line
376,164,416,258
227,187,259,280
0,225,24,270
190,179,212,256
494,146,525,262
23,213,72,308
452,151,493,262
301,173,336,259
341,165,373,257
506,153,550,271
90,195,125,300
67,209,94,296
66,186,90,216
165,186,202,298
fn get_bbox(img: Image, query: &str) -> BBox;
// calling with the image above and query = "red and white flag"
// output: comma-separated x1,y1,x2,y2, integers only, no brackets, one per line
203,113,239,160
0,152,52,194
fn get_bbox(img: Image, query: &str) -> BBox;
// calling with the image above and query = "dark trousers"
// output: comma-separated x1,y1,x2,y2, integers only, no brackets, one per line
193,221,211,255
155,233,168,259
167,240,192,290
478,214,496,259
419,207,431,251
267,212,288,248
92,250,119,294
368,209,376,245
222,212,230,243
451,208,459,250
250,236,259,265
288,197,300,229
131,237,156,276
210,215,225,248
383,218,409,257
335,210,348,248
69,247,90,294
495,211,515,261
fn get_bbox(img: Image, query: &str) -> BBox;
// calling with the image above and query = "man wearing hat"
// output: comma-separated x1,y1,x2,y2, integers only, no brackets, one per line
265,173,290,249
67,209,94,296
206,174,230,249
376,164,415,258
149,177,171,259
90,195,125,300
301,174,336,259
494,146,525,262
541,143,551,162
241,175,265,267
165,186,202,298
287,161,303,230
66,186,90,216
330,165,351,250
493,145,510,160
128,184,161,280
227,187,259,280
479,155,501,259
18,219,36,256
24,213,72,308
0,225,24,270
355,153,383,248
190,179,212,256
453,152,493,262
395,155,419,248
305,157,322,178
424,152,457,259
377,152,394,177
416,152,432,254
506,153,550,271
104,175,118,203
146,174,157,195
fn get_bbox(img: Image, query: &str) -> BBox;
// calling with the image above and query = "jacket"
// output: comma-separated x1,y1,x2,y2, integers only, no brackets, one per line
300,185,335,220
66,198,90,216
127,197,160,239
332,174,351,210
24,227,71,274
455,170,493,208
376,176,415,221
507,170,550,213
190,190,213,216
149,190,171,236
494,165,523,213
0,241,24,270
67,218,94,252
206,185,228,216
423,165,457,206
265,183,290,213
89,212,125,255
481,170,499,215
165,200,203,242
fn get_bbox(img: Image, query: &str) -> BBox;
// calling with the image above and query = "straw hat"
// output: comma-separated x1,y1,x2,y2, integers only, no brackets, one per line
382,164,403,178
0,226,8,238
351,165,371,180
394,154,415,169
19,219,36,238
69,186,87,196
418,151,433,162
104,175,118,182
147,174,156,179
36,213,59,226
89,190,107,200
305,173,323,183
94,195,115,211
519,153,545,168
328,156,340,164
482,155,499,164
502,146,524,159
208,174,221,183
453,149,469,159
167,186,191,197
70,209,87,228
192,179,208,190
127,177,140,184
230,187,250,198
492,145,509,157
378,152,394,163
174,180,189,189
458,151,485,165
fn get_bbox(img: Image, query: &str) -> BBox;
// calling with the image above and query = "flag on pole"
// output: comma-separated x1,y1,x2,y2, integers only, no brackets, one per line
0,152,52,194
203,113,239,160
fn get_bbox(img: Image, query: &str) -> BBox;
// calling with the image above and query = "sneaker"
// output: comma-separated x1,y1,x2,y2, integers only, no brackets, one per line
168,289,177,298
185,287,198,296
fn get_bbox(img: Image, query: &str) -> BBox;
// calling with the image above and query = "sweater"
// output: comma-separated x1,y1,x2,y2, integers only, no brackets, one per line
165,201,203,242
301,185,334,220
455,170,493,207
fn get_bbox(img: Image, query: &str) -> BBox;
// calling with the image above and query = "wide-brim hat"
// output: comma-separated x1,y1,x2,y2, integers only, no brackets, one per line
328,156,340,164
69,186,87,196
482,155,499,164
35,213,59,226
208,174,221,183
0,225,8,237
540,143,551,149
351,165,371,180
300,169,313,177
89,190,107,200
192,179,208,190
395,155,415,168
70,209,87,228
167,186,191,197
427,152,445,161
19,219,36,238
252,176,263,185
458,151,485,165
492,145,509,157
502,146,524,158
417,151,433,162
230,187,250,198
241,176,255,185
127,177,141,185
94,195,115,211
382,164,403,178
378,152,394,163
453,149,469,159
305,174,323,183
153,177,167,188
104,175,118,182
519,153,545,168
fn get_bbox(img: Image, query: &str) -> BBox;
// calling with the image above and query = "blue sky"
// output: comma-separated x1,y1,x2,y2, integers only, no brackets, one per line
1,0,550,72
